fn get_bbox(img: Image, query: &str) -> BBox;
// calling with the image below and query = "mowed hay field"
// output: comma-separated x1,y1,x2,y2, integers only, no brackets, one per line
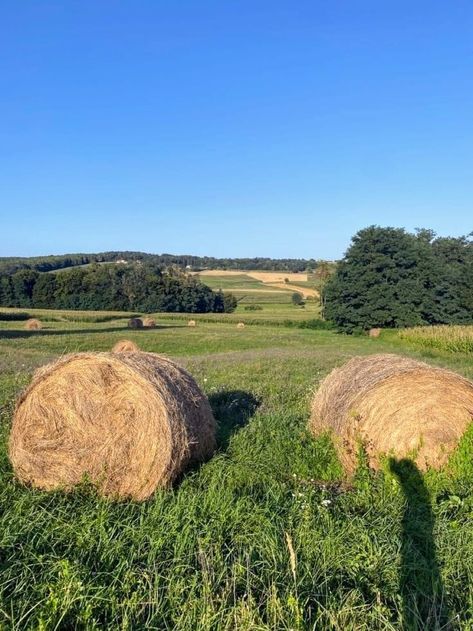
0,308,472,629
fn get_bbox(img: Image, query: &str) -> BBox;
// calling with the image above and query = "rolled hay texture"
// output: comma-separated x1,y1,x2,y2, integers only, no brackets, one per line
368,328,381,338
143,317,156,328
128,317,143,329
309,354,473,472
188,320,196,327
25,318,42,331
237,322,245,329
112,339,139,353
9,352,216,500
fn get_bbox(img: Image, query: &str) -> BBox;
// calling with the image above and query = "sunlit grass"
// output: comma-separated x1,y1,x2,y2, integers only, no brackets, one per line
398,325,473,354
0,311,472,628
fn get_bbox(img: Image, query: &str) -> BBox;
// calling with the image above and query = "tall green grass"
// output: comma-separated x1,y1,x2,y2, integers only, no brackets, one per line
398,325,473,354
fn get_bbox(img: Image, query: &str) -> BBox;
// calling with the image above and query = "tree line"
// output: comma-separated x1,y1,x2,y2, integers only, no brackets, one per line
0,264,237,313
323,226,473,332
0,252,319,275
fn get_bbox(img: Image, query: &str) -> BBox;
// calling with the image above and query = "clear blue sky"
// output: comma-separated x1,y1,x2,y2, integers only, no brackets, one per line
1,1,472,260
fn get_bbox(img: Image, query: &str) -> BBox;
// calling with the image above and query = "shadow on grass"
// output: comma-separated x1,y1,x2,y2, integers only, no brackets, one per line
389,458,452,630
0,325,186,339
208,390,260,450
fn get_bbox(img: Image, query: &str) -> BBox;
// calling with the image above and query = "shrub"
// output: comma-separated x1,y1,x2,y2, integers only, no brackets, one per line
244,305,263,311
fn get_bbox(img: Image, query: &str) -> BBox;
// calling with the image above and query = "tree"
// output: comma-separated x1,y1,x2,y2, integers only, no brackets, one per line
314,261,335,309
32,274,57,308
324,226,435,332
291,292,303,306
11,269,39,307
0,275,14,306
223,292,238,313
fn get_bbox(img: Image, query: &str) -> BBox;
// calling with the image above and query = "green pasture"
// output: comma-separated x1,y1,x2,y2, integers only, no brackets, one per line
0,308,471,629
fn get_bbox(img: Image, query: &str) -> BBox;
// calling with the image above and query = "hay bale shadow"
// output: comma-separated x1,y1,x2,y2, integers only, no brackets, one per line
208,390,260,450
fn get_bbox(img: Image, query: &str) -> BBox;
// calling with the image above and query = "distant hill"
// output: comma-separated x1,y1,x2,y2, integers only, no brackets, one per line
0,252,320,275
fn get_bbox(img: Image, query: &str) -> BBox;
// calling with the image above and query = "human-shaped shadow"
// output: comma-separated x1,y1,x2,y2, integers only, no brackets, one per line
389,458,451,630
208,390,260,450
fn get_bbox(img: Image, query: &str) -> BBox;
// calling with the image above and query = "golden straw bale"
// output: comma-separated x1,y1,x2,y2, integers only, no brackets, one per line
112,339,139,353
309,354,473,472
143,317,156,328
128,318,143,329
9,352,216,500
25,318,42,331
236,322,245,329
188,320,196,327
368,328,381,338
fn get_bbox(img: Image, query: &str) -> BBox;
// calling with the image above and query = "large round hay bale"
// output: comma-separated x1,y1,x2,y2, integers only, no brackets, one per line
188,320,196,327
237,322,245,329
128,317,143,329
112,339,139,353
25,318,42,331
143,317,156,328
309,354,473,472
9,352,216,500
368,328,381,338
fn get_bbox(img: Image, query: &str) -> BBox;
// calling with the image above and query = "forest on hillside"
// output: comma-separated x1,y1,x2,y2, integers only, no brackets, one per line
0,252,318,275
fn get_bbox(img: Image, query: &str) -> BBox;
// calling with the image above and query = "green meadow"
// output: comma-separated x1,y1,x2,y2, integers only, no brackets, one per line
0,306,472,629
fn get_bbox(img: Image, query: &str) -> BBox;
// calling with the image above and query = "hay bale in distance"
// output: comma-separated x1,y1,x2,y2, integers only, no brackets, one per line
25,318,42,331
112,339,139,353
237,322,245,329
128,317,143,329
143,317,156,328
309,354,473,472
188,320,196,327
368,328,381,338
9,352,216,501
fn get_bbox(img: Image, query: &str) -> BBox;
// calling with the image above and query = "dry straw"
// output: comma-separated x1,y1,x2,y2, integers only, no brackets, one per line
112,339,139,353
25,318,42,331
143,317,156,328
9,352,216,500
309,353,473,472
237,322,245,329
128,318,143,329
188,320,196,327
368,328,381,338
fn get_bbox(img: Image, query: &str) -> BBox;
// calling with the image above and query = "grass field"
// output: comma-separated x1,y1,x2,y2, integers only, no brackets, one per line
0,309,472,629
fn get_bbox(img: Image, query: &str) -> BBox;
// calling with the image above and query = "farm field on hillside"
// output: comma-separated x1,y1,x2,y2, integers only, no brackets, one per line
196,270,320,300
0,312,472,629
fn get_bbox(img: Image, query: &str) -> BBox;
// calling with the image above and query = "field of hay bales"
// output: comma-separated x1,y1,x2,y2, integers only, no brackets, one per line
0,307,472,629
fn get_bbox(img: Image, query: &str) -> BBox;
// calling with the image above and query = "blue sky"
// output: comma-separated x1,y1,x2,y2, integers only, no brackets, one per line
1,1,472,259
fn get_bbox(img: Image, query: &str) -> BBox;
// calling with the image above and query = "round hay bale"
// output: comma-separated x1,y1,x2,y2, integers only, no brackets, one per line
25,318,42,331
188,320,196,327
112,339,139,353
237,322,245,329
368,328,381,338
9,352,216,501
143,317,156,328
309,354,473,472
128,317,143,329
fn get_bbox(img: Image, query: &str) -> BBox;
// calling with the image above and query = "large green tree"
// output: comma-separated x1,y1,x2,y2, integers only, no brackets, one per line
323,226,472,332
